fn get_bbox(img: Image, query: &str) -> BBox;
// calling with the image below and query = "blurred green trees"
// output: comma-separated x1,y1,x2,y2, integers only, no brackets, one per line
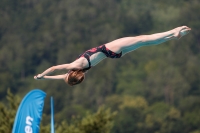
0,0,200,132
0,90,117,133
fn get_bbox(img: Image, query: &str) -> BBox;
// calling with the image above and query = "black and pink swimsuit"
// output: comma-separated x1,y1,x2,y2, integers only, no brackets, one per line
78,45,122,70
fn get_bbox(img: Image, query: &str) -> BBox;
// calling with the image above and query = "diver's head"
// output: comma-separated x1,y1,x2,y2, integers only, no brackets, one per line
64,70,85,86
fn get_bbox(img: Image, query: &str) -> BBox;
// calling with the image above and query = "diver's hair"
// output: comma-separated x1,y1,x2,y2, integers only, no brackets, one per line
65,70,85,86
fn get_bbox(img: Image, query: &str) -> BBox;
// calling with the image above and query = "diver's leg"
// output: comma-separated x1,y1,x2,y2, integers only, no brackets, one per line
105,26,191,55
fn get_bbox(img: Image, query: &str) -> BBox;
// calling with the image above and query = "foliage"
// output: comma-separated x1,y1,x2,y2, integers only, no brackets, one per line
0,89,20,133
0,0,200,133
0,90,116,133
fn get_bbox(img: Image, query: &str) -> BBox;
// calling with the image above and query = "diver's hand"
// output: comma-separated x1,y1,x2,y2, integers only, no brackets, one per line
34,74,44,80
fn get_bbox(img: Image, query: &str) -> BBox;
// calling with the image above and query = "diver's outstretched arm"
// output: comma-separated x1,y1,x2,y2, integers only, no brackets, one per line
34,64,69,79
34,74,66,80
34,63,79,79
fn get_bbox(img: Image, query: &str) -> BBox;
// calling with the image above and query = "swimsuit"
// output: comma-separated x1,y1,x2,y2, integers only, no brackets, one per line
79,45,122,70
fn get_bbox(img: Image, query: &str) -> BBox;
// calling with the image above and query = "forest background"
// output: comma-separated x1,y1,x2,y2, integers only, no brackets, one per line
0,0,200,133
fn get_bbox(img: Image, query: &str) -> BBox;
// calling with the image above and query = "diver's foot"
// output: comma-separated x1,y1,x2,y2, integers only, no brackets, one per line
174,26,191,39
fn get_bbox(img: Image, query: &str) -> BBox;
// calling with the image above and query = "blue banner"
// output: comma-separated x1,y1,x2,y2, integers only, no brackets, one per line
51,97,55,133
12,89,46,133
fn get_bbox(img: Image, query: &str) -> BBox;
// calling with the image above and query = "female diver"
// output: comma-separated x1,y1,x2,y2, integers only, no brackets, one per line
34,26,191,86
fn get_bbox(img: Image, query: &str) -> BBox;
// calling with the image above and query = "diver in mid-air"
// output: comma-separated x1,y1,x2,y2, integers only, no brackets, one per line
34,26,191,86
